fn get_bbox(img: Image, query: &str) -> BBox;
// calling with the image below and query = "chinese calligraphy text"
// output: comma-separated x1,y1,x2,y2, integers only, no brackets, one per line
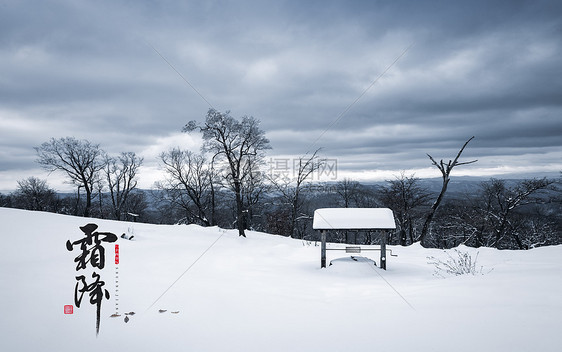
66,223,117,336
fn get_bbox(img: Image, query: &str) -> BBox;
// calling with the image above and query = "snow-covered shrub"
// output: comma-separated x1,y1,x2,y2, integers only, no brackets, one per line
427,249,489,278
302,240,319,247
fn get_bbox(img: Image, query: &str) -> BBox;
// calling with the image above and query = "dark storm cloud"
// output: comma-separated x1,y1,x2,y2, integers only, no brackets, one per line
1,0,561,190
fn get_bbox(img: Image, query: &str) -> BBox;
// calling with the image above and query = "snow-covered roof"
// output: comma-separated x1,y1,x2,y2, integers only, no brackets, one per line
312,208,396,230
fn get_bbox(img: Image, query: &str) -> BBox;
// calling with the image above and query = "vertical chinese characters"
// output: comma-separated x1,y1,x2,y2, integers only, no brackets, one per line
66,223,117,336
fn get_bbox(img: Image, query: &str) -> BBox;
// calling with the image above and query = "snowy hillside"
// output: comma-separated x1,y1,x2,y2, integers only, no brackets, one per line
1,207,561,352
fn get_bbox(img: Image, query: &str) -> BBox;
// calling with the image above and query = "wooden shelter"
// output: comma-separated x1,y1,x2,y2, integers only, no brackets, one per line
312,208,396,269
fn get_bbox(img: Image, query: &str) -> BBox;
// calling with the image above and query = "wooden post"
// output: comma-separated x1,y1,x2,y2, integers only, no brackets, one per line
380,230,387,270
321,230,327,268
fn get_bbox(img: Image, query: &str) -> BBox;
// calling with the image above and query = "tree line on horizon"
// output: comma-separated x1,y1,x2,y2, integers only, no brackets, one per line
0,109,560,250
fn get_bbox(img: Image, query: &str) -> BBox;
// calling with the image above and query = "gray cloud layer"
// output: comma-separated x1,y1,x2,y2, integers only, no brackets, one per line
1,0,561,190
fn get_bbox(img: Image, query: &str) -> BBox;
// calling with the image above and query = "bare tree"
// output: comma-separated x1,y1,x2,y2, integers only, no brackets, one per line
420,136,477,247
333,178,362,243
335,178,361,208
241,156,271,231
125,190,148,221
270,149,324,239
184,109,271,237
430,177,559,249
379,172,431,246
35,137,105,217
158,148,213,226
479,178,554,249
0,193,12,208
12,177,58,212
104,152,143,220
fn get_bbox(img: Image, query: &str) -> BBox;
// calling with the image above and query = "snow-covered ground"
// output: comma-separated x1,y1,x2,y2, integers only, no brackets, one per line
1,207,560,352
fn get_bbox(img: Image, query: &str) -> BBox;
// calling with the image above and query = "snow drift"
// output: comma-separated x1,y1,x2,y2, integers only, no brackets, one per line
0,207,560,352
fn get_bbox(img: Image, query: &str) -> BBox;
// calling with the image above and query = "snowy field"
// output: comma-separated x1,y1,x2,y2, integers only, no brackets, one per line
1,207,561,352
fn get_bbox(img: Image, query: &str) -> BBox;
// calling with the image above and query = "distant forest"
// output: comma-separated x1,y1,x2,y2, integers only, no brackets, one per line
2,110,560,250
2,174,560,250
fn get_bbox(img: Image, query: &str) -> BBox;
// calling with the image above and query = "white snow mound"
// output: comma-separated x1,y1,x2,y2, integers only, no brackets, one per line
0,207,561,352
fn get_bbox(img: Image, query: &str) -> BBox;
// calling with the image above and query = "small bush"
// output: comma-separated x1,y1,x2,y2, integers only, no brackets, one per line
302,240,319,247
427,249,490,278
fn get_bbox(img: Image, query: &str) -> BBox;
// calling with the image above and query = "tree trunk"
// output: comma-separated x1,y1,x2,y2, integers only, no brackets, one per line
98,189,104,219
420,177,450,247
407,217,414,246
399,228,407,246
210,178,216,226
234,181,246,237
493,213,509,248
84,185,92,217
419,136,476,248
290,196,298,238
75,186,81,216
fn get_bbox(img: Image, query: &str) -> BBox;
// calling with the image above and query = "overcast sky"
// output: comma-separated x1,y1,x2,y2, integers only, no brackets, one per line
1,0,561,192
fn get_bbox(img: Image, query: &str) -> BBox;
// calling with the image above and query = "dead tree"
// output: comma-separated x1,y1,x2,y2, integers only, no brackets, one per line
419,136,477,247
240,156,271,231
379,172,431,246
480,178,554,249
35,137,105,217
104,152,143,220
184,109,270,237
13,177,58,212
335,178,361,208
158,148,213,226
269,149,323,239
